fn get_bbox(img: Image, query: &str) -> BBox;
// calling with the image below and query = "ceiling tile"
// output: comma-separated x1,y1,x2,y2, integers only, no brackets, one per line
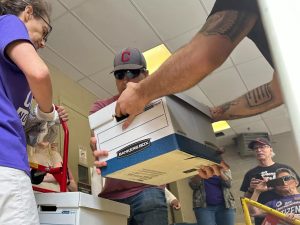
78,78,111,99
166,28,234,73
39,47,85,81
133,0,207,41
218,128,236,137
228,115,262,128
261,105,288,119
166,28,199,53
48,13,115,75
199,67,247,105
89,68,118,96
216,128,237,146
59,0,88,9
231,120,270,134
181,86,213,107
47,0,67,20
200,0,215,13
73,0,161,52
264,114,292,135
231,38,263,65
237,57,273,90
214,57,234,73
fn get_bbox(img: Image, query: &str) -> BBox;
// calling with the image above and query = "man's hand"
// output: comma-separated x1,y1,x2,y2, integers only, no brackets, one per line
90,137,108,175
198,165,215,179
115,82,149,129
197,163,228,179
56,105,69,122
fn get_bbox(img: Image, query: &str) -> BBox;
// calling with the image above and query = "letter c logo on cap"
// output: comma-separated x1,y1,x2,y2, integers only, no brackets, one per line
121,51,131,62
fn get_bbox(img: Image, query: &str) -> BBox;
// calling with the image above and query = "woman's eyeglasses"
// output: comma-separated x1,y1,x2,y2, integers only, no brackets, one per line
34,11,52,42
21,0,52,42
114,69,144,80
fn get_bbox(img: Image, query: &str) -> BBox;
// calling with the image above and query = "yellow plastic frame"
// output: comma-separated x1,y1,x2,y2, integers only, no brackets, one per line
241,197,300,225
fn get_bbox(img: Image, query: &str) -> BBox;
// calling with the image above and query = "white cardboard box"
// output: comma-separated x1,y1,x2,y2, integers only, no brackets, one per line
35,192,129,225
89,94,221,185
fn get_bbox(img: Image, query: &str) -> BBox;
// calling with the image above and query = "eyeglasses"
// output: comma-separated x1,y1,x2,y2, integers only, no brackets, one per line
253,145,270,151
114,69,144,80
34,11,52,42
281,175,295,182
21,0,52,42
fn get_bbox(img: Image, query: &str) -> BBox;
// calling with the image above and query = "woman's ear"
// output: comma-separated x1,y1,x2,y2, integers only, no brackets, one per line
23,4,34,22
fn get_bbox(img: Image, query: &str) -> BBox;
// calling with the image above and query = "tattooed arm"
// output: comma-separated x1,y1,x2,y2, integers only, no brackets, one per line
210,72,283,121
116,11,258,127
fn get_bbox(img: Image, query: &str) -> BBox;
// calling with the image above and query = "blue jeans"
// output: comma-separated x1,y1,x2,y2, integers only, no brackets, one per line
194,205,235,225
116,187,168,225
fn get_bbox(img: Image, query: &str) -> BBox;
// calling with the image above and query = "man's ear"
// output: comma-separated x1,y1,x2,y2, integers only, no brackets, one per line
144,70,149,77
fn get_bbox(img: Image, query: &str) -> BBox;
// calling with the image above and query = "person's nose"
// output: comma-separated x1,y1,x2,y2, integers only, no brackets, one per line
37,39,46,49
40,39,46,49
123,76,130,83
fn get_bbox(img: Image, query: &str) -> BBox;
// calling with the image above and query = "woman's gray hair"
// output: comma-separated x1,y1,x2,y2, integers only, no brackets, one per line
0,0,51,22
276,168,297,180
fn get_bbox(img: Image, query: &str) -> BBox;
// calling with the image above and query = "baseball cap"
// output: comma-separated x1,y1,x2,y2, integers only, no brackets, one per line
111,47,147,73
248,137,271,150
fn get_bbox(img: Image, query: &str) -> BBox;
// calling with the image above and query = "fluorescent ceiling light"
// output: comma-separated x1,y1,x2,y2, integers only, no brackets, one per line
143,44,171,74
212,121,231,133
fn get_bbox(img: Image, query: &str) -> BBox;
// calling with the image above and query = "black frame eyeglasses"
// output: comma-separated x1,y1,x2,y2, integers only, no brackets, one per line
21,0,52,42
34,11,52,42
114,69,145,80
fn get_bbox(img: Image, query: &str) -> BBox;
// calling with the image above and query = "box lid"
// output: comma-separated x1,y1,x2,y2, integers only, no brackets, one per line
172,93,212,119
89,94,212,130
89,103,116,130
35,192,129,216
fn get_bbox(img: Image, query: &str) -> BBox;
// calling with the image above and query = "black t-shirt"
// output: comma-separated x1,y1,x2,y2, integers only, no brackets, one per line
240,163,300,225
208,0,274,68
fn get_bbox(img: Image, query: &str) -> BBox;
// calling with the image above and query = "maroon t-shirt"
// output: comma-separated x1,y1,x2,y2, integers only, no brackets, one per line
90,95,163,200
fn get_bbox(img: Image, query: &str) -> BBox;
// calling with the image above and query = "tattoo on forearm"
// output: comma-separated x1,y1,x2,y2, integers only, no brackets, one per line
220,102,233,114
213,83,273,120
246,84,272,107
213,101,240,120
200,10,253,42
227,112,262,120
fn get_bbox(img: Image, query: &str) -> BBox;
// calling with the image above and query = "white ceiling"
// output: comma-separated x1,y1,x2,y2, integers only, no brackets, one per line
41,0,292,146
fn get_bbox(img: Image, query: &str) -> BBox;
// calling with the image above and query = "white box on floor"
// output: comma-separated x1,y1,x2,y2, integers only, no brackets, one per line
89,94,221,185
35,192,129,225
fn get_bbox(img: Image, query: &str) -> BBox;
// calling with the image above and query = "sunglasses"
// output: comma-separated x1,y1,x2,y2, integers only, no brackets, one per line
281,175,295,182
114,69,144,80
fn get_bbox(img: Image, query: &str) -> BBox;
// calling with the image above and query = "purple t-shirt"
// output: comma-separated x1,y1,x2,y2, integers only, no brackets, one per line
266,194,300,215
90,96,164,199
0,15,33,174
204,176,225,205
